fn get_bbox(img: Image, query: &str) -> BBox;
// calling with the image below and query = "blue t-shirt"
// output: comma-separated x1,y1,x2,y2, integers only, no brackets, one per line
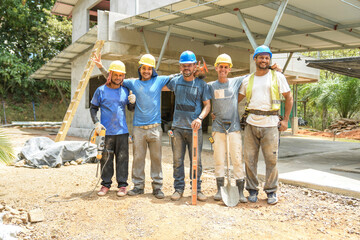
208,76,245,133
123,76,170,126
91,85,129,135
167,76,211,130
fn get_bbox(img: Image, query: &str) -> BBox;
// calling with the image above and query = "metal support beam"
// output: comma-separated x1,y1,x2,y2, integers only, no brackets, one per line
141,31,150,54
156,25,172,70
264,0,288,46
234,9,258,50
283,52,293,73
264,2,360,39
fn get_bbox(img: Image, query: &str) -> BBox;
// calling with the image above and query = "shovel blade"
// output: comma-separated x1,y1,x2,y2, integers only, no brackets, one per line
221,184,240,207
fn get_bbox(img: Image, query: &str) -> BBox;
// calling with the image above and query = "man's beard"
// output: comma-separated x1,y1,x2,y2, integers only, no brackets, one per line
257,62,269,70
111,79,123,85
183,70,192,77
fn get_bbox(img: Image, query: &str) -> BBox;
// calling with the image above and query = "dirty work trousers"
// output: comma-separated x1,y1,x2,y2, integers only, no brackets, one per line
171,127,203,192
132,126,163,190
100,134,129,189
244,124,279,193
212,131,245,179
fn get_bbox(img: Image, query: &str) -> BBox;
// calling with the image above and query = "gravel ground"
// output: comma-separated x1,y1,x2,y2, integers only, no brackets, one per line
0,127,359,240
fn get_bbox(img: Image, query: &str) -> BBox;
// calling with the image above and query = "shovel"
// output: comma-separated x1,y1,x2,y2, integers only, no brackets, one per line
219,120,240,207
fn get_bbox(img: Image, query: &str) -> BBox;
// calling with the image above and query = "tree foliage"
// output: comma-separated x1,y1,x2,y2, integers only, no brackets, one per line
299,49,360,130
0,0,72,101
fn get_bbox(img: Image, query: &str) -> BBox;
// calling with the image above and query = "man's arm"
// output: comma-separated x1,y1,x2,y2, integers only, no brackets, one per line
279,91,293,131
238,93,246,103
191,99,211,131
92,53,109,79
90,104,100,124
127,103,135,112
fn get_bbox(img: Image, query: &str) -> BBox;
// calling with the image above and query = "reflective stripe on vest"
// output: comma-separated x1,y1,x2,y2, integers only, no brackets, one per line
246,70,281,111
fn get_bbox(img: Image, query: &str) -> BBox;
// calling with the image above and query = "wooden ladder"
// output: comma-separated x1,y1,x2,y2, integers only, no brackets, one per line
55,40,105,142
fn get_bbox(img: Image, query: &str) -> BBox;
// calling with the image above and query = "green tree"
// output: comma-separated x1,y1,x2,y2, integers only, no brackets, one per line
0,0,72,101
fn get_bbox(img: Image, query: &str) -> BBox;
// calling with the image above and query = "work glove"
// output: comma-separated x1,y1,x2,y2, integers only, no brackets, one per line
128,90,136,104
95,122,106,134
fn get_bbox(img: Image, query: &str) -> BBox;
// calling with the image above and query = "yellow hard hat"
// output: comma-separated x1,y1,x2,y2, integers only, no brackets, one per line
108,60,126,73
139,54,156,68
214,53,233,68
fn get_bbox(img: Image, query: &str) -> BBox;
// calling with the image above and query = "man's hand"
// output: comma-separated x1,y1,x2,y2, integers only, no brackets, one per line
191,118,202,131
210,112,215,120
95,122,106,134
278,120,288,131
270,63,282,72
128,90,136,104
91,53,103,69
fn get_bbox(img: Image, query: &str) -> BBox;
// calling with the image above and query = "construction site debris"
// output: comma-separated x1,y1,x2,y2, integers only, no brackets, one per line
15,137,97,168
28,209,44,223
2,121,62,129
327,118,360,132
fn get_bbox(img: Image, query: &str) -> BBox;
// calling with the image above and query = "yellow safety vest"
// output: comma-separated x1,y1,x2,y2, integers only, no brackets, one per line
246,70,281,111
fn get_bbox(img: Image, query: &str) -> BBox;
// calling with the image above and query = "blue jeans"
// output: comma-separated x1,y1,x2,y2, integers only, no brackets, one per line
171,127,203,192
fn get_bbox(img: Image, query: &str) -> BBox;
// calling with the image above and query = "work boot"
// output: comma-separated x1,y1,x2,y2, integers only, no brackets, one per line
127,187,144,196
267,192,278,205
97,186,109,196
153,189,165,199
171,190,183,201
248,189,258,203
197,191,207,202
236,179,248,203
214,177,224,201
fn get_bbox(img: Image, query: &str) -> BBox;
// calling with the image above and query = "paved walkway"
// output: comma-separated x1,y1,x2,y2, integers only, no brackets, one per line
162,132,360,198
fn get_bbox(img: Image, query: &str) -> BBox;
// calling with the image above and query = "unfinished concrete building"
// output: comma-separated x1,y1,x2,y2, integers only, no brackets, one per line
31,0,360,138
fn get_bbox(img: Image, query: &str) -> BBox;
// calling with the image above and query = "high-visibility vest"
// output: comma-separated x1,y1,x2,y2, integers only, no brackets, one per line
246,70,281,111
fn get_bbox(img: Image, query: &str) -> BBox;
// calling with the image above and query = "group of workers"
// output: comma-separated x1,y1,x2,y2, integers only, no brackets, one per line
90,45,293,205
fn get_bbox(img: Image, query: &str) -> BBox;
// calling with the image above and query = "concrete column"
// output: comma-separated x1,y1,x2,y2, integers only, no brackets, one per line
291,117,299,135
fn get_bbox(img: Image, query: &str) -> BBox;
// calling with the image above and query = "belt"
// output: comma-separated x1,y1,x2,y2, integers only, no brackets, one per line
138,123,160,130
248,109,279,116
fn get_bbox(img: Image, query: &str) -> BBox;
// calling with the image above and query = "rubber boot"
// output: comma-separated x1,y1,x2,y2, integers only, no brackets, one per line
236,179,248,203
214,177,224,201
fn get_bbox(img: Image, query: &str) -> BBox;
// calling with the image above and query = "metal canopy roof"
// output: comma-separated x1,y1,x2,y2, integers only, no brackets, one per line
30,27,97,80
306,57,360,79
115,0,360,53
33,0,360,81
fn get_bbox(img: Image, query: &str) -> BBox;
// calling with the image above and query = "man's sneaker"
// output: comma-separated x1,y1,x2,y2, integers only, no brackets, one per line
171,190,183,201
153,189,165,199
97,186,109,196
117,187,127,197
197,192,207,202
127,187,144,196
248,190,258,203
267,192,278,205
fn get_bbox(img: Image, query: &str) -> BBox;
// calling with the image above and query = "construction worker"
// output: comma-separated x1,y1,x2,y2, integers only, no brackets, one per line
90,60,136,197
208,54,247,203
92,54,173,199
238,45,293,205
167,50,211,202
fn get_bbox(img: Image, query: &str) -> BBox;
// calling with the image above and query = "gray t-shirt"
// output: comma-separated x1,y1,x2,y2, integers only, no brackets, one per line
208,76,245,133
167,75,212,130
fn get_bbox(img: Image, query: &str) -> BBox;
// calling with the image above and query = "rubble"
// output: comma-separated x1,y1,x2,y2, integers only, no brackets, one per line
327,118,360,132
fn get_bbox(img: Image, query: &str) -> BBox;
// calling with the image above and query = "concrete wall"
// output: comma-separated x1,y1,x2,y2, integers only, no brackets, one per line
72,0,101,42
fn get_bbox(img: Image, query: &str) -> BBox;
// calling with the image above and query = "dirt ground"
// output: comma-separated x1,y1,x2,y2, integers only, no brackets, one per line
297,128,360,141
1,127,360,240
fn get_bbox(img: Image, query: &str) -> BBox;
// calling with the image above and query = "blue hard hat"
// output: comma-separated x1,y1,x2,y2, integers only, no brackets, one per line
179,50,197,64
253,45,272,59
